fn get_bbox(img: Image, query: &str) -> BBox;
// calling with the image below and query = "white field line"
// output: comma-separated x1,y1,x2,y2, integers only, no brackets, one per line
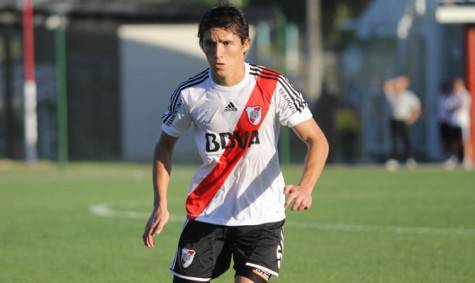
90,203,185,222
89,203,475,237
287,221,475,236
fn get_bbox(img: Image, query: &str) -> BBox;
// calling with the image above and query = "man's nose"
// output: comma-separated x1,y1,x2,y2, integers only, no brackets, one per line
214,43,223,58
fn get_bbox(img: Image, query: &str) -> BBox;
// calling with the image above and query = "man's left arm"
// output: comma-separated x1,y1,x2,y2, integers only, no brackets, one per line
284,118,329,211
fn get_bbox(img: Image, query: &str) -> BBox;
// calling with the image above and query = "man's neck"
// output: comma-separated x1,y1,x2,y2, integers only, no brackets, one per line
211,64,246,86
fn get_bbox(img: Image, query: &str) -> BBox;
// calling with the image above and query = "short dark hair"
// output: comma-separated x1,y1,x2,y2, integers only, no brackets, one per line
198,5,249,44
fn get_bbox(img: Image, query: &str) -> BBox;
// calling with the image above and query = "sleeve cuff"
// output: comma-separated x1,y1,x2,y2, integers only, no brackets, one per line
161,124,182,138
287,108,313,127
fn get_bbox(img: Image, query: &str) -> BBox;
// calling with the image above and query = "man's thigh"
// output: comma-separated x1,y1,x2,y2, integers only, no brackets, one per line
170,220,232,282
232,220,285,282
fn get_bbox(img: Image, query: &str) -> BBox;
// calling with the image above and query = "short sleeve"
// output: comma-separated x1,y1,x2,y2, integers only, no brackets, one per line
161,92,191,138
275,75,313,127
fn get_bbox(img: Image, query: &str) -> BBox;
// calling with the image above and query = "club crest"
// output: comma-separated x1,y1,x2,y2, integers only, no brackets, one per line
246,106,262,126
180,248,196,268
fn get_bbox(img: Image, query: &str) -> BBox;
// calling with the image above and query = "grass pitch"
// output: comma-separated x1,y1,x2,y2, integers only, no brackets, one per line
0,162,474,283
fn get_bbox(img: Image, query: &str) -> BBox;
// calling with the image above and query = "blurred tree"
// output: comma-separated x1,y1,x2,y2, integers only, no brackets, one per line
246,0,371,48
123,0,248,6
98,0,370,43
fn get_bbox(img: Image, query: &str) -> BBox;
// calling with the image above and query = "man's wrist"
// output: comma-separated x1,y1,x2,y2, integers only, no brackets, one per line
153,202,168,210
298,184,314,193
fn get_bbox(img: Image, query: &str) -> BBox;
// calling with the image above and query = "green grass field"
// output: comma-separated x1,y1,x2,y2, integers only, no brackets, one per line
1,161,474,283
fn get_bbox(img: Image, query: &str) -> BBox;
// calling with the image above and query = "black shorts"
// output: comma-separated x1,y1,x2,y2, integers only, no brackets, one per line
170,219,285,282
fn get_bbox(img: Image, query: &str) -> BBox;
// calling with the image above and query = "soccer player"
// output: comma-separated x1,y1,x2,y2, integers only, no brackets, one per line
142,5,329,283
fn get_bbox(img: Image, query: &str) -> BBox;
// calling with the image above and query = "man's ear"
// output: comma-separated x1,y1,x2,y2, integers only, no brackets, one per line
243,37,251,55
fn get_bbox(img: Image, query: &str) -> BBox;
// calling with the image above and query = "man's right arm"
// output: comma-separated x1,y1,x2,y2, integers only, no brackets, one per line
143,132,178,248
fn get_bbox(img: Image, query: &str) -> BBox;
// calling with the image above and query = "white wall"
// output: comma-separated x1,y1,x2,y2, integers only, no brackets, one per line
119,24,207,162
119,24,256,162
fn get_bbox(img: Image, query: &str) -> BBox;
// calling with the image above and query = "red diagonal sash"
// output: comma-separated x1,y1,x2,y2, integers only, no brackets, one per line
185,75,278,219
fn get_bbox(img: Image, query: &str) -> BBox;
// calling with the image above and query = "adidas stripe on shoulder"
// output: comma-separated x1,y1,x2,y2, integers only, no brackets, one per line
162,69,209,124
249,64,307,113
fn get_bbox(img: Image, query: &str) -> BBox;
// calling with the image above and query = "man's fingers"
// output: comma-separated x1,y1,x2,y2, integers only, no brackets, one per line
292,201,307,211
143,231,152,248
143,209,170,248
155,218,168,235
143,225,155,248
144,220,157,236
285,192,297,208
290,196,303,210
285,185,313,211
146,235,154,248
145,224,158,248
284,185,296,208
283,185,294,194
289,194,312,211
143,217,159,248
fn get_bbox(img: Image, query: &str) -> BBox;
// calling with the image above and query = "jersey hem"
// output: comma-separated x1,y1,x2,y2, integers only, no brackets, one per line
191,216,286,227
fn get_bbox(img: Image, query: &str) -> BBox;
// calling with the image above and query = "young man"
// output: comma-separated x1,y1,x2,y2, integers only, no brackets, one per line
143,5,329,283
383,75,421,170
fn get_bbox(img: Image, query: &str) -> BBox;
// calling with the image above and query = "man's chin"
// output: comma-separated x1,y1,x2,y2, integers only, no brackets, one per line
212,66,226,72
212,69,227,79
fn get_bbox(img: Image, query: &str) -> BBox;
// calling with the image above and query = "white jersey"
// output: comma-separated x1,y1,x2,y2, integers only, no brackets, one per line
161,63,312,226
454,91,471,129
446,90,471,140
386,90,421,121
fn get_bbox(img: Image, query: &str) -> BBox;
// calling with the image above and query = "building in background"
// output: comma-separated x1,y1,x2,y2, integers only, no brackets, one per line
1,0,473,163
0,1,271,162
119,24,258,161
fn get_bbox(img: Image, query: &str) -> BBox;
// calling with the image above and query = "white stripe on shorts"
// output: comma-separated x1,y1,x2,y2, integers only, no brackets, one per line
245,262,279,277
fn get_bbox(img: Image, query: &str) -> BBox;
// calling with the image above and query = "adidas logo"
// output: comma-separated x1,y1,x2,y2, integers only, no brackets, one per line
224,102,238,112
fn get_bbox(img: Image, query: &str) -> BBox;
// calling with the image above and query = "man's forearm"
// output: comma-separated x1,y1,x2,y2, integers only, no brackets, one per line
153,155,170,208
299,131,329,192
152,134,177,208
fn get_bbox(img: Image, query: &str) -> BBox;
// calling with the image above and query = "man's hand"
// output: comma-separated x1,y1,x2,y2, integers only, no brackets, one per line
142,207,170,248
405,107,421,125
284,185,312,211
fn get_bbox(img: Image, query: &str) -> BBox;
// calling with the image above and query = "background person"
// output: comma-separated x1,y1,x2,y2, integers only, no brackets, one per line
437,82,452,160
445,78,472,169
383,75,421,170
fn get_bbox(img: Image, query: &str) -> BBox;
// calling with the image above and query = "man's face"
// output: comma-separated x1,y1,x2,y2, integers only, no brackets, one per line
454,79,464,93
201,27,250,85
395,76,409,93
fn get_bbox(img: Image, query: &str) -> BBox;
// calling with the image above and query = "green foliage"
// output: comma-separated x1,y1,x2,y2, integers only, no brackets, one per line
335,108,360,133
1,162,474,282
335,108,361,162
